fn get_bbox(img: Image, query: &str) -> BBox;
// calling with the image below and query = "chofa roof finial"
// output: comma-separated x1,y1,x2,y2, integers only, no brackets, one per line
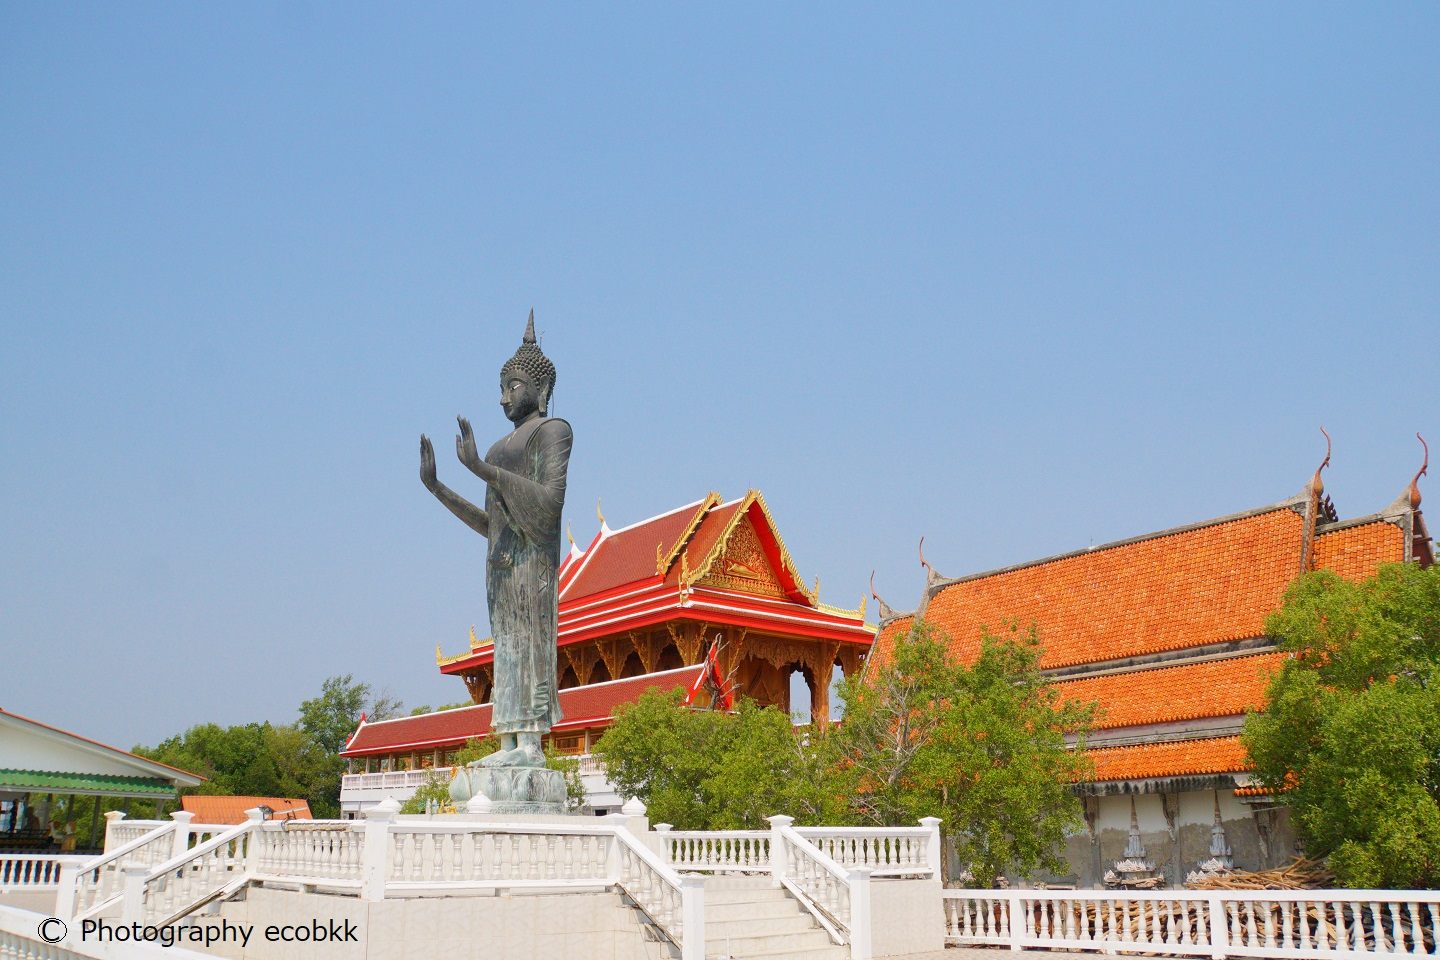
869,571,897,621
1407,432,1428,510
1308,426,1332,495
918,535,947,584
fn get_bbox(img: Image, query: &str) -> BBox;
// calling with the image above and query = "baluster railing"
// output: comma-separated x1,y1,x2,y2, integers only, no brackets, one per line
769,815,872,958
944,888,1440,957
123,820,256,926
64,817,181,921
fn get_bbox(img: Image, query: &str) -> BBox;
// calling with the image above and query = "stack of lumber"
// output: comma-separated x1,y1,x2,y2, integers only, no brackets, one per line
1184,857,1335,890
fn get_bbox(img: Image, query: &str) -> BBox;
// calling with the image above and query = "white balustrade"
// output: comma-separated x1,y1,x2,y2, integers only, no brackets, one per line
67,818,182,920
126,822,255,925
249,822,365,883
943,889,1440,958
769,815,868,956
612,828,703,960
381,823,614,889
0,854,88,890
662,830,771,872
342,768,452,792
105,819,169,851
1,903,214,960
794,825,935,877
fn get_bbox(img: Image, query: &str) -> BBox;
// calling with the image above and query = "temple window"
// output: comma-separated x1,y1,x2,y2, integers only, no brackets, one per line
619,652,644,679
558,664,579,689
587,660,611,685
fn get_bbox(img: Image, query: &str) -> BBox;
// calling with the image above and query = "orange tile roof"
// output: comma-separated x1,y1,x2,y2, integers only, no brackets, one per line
181,795,312,824
1086,735,1250,782
1314,520,1404,581
915,507,1306,670
1054,653,1286,729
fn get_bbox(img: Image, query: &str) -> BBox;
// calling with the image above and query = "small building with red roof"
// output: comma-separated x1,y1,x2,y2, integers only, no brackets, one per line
866,441,1430,885
339,491,874,815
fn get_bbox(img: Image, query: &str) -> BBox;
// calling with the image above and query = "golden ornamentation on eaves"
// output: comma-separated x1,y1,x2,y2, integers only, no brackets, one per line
684,490,817,606
657,492,722,576
699,514,785,598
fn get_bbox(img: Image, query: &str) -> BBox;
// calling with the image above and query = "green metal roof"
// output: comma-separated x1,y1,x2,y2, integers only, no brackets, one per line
0,769,177,797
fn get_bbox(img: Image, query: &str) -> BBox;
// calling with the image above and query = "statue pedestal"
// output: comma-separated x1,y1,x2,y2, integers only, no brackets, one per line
450,763,566,815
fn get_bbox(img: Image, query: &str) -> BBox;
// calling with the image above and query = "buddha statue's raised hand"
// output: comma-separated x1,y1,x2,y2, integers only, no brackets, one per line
419,435,439,492
456,416,495,482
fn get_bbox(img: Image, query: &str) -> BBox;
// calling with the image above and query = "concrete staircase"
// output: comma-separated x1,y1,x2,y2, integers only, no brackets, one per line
701,876,847,960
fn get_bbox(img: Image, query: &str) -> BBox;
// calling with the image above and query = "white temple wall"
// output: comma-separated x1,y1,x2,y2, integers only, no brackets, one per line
1023,788,1299,888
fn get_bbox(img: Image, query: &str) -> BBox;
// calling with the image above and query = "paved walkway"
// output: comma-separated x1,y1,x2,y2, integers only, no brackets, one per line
897,951,1179,960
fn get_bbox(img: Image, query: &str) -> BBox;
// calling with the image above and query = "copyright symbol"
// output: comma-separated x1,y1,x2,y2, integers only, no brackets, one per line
38,918,67,943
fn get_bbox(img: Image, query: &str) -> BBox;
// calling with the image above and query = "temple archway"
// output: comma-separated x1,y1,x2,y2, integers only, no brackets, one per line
587,660,612,685
619,651,645,679
656,643,683,671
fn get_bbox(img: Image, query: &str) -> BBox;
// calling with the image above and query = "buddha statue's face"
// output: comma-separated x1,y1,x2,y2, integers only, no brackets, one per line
499,369,545,424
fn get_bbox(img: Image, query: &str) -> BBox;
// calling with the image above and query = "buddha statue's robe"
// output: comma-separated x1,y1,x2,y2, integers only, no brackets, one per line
483,415,572,734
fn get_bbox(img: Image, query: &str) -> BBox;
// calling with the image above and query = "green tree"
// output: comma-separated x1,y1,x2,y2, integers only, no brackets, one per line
544,747,588,814
595,689,847,829
832,620,1093,885
1243,562,1440,888
298,675,403,756
400,772,455,814
595,688,737,828
137,722,281,797
294,674,403,817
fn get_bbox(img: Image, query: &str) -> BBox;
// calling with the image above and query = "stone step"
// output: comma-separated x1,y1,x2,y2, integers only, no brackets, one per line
702,885,792,906
700,873,774,890
705,912,818,940
705,897,807,922
707,942,849,960
706,927,835,956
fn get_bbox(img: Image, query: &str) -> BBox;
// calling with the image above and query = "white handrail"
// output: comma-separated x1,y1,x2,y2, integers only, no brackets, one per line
659,829,771,872
126,820,256,925
64,819,179,921
770,816,855,948
611,827,704,960
943,888,1440,958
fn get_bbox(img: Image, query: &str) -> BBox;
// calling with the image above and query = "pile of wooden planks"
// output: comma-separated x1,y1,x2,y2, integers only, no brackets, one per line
1184,856,1335,890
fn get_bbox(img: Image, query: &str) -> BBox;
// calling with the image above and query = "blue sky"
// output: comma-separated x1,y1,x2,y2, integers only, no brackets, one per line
2,4,1435,749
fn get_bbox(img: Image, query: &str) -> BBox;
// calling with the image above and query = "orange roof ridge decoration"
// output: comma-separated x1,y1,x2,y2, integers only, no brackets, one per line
1298,427,1335,574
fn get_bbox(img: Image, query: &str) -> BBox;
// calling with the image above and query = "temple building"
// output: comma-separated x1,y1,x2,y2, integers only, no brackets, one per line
867,442,1431,886
339,490,875,816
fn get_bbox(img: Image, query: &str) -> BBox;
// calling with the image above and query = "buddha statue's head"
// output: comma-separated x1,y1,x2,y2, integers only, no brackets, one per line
500,310,556,423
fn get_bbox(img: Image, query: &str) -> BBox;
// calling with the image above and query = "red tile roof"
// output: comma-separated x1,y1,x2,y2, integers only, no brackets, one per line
181,796,311,824
561,500,709,600
1086,735,1251,782
664,501,743,586
1054,653,1286,729
1314,520,1404,580
343,665,704,755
